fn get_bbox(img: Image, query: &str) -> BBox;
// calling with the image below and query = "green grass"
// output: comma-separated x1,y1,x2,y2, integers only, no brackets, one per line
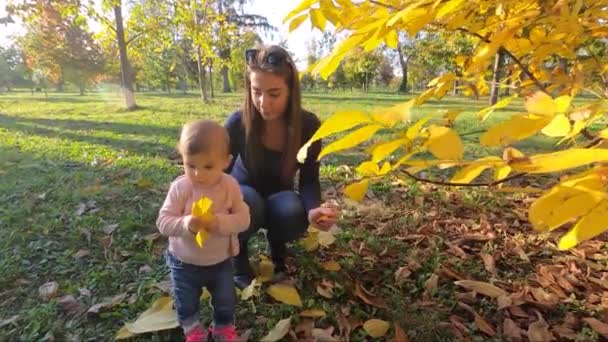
0,90,593,340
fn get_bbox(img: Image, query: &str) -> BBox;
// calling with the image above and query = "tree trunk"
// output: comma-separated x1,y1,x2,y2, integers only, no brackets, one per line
114,3,137,110
489,51,504,105
79,81,85,95
209,63,214,98
397,43,409,93
196,46,209,102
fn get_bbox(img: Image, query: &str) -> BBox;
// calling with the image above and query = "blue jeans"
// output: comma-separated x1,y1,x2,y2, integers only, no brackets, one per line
233,185,309,275
166,252,235,332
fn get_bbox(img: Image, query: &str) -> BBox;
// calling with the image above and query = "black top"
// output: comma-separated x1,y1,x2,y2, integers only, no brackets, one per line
224,110,322,213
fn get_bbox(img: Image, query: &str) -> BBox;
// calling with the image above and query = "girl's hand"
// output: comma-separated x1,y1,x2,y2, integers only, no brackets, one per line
185,215,205,234
308,206,339,231
201,215,220,234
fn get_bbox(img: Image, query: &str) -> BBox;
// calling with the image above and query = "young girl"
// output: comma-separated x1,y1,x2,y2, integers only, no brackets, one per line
157,120,250,342
225,45,338,289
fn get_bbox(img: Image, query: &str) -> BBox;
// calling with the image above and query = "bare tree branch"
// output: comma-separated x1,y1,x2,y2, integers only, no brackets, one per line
399,170,528,187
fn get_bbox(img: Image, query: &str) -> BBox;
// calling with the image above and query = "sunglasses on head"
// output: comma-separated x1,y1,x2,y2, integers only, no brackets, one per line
245,49,288,66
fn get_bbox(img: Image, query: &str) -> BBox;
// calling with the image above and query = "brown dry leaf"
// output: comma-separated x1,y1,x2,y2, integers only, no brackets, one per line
240,329,252,342
552,324,577,340
497,294,513,310
446,242,469,259
456,233,496,244
260,317,292,342
58,295,85,315
474,313,496,337
392,321,409,342
513,245,530,262
529,287,559,308
455,291,477,305
439,265,466,281
354,283,388,309
582,317,608,339
479,253,496,275
38,281,59,301
311,328,339,342
73,249,90,258
317,280,334,299
295,318,314,338
454,280,507,298
336,309,351,342
503,318,524,341
424,274,439,296
527,312,554,342
509,306,530,319
394,267,412,285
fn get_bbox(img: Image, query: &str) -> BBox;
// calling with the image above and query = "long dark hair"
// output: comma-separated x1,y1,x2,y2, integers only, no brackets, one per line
242,45,302,185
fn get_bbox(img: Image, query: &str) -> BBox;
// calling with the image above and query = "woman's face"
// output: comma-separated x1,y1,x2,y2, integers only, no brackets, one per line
249,70,289,122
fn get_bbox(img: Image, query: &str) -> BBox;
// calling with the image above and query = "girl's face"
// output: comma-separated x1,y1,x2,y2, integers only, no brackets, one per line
183,148,231,187
249,71,289,122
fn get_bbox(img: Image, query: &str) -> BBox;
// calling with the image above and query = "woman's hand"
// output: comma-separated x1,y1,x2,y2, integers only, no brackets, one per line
308,205,339,231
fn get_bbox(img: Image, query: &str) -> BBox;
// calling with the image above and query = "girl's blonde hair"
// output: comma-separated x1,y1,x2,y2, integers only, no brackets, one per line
178,120,230,156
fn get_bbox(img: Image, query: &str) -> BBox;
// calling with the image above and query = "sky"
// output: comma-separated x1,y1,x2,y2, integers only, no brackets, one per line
0,0,321,69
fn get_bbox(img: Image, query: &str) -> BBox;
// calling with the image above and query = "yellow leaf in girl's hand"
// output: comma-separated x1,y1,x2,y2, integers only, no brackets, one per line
267,284,303,307
192,197,214,248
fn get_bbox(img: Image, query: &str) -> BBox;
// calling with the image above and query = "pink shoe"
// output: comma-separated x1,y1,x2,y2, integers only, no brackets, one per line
185,326,208,342
210,325,239,342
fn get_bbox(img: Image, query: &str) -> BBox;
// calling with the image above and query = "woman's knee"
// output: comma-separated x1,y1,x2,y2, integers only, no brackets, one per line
266,191,308,231
239,185,265,237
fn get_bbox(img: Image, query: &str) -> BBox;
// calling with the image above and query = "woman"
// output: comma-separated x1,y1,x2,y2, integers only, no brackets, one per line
225,45,338,289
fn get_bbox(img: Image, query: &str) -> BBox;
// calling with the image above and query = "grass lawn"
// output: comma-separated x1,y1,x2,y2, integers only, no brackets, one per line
0,90,604,341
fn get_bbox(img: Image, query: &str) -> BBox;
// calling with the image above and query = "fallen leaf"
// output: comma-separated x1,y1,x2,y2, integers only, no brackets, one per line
354,283,388,309
394,267,412,285
80,229,92,244
497,294,513,310
503,318,524,341
480,253,496,275
260,317,292,342
240,329,252,342
318,231,336,247
115,296,178,339
455,291,477,305
257,257,275,283
38,281,59,301
474,313,496,336
528,312,554,342
582,317,608,339
79,288,92,297
143,233,160,242
73,249,90,258
392,321,409,342
446,242,469,259
513,246,530,262
363,319,390,338
75,202,87,216
317,282,334,299
299,309,326,318
58,295,85,315
321,260,341,272
312,328,339,341
439,265,466,281
267,284,303,307
454,280,507,298
139,265,153,275
241,279,259,300
152,280,172,294
529,287,559,308
0,315,19,329
424,274,439,295
295,318,314,337
301,232,320,252
103,223,119,235
552,324,577,340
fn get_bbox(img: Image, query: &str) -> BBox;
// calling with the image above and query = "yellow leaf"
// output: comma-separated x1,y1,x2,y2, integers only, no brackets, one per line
451,157,503,183
267,284,303,307
436,0,466,18
443,109,463,125
241,279,258,300
320,0,340,23
511,149,608,174
371,139,406,163
310,9,326,30
454,280,507,298
541,114,571,137
115,296,178,339
301,232,319,251
300,309,326,318
195,231,208,248
385,29,399,48
477,95,518,121
318,231,336,247
480,115,551,146
284,0,318,22
321,260,341,272
525,91,571,117
372,99,413,127
200,287,211,300
406,115,432,141
260,317,292,342
344,179,369,202
318,124,382,160
356,161,380,177
363,319,390,338
289,13,308,32
315,32,370,79
529,170,606,231
427,126,463,160
257,258,274,283
559,199,608,250
298,110,371,163
379,161,391,175
598,128,608,139
192,197,214,248
494,165,512,181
